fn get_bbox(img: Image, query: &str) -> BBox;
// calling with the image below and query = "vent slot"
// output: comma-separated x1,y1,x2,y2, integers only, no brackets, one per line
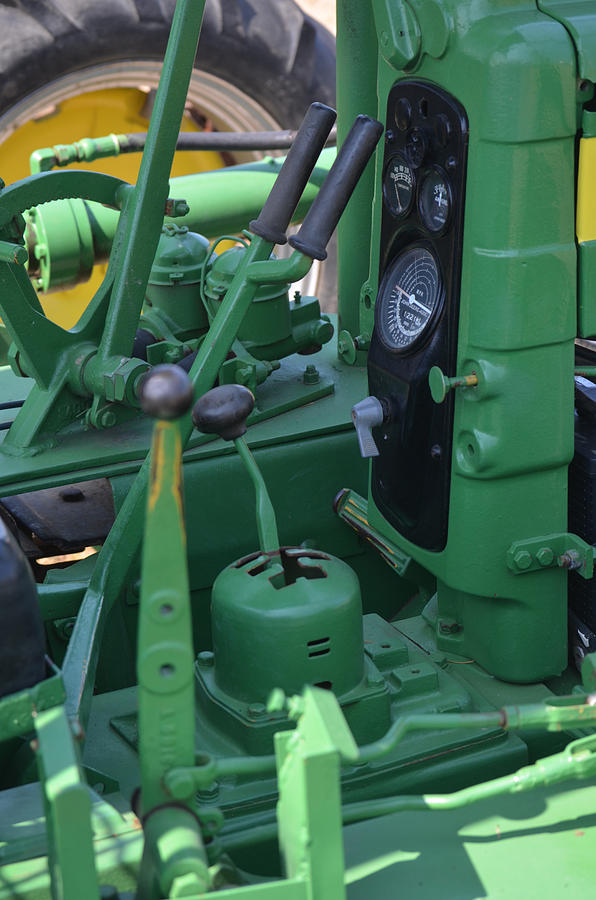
307,636,330,658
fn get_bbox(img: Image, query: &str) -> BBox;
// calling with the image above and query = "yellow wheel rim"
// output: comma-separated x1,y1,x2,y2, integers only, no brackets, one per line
0,62,281,328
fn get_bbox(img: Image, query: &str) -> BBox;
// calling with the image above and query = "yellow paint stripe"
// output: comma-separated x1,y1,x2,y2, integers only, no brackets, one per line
577,137,596,243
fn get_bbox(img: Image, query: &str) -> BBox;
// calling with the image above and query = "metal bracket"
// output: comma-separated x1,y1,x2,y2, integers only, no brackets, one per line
506,533,595,579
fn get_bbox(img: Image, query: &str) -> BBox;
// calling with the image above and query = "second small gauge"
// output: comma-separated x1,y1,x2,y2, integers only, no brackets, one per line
418,167,451,233
383,154,415,217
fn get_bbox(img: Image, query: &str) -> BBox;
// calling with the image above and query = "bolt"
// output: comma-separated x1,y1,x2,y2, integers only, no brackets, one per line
196,782,219,803
247,702,266,720
97,408,117,428
430,444,442,460
165,198,190,218
197,651,214,668
559,550,582,570
303,364,319,385
293,290,302,304
513,550,533,570
54,618,76,641
536,547,554,567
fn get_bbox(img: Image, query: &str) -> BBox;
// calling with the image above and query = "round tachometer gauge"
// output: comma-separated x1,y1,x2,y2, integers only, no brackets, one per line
376,246,443,352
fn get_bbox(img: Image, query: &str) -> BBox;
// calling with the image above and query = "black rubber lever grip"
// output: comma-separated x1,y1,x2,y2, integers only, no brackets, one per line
249,102,337,245
192,384,255,441
289,114,384,261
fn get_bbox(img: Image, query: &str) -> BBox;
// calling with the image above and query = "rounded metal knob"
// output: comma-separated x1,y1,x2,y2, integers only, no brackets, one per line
192,384,255,441
139,364,194,420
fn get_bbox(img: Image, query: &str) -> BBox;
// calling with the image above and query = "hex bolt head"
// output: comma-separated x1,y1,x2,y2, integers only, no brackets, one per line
303,364,320,385
514,550,533,570
536,547,554,567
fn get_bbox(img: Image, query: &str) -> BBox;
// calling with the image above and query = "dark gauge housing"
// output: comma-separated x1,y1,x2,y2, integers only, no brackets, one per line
383,154,415,217
418,166,451,233
404,126,427,168
376,246,443,353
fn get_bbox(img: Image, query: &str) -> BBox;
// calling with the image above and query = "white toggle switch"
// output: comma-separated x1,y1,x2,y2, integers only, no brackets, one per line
351,396,385,458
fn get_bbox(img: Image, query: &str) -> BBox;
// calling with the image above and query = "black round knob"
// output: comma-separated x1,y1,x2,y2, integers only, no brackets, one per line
192,384,255,441
139,365,194,420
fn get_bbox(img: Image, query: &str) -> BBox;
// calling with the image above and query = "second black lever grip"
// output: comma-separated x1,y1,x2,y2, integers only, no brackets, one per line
249,102,336,245
289,114,384,260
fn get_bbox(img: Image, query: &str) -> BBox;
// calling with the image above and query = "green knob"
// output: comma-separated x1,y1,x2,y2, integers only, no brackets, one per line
429,366,478,404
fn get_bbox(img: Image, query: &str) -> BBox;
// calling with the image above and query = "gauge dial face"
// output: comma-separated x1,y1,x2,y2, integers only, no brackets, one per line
418,168,451,232
376,247,443,351
383,154,415,217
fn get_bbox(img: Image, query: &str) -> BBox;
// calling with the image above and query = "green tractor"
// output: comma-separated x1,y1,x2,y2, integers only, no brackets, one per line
1,1,596,898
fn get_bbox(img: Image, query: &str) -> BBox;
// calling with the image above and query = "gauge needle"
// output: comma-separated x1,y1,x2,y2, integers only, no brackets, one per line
396,284,431,314
409,295,431,314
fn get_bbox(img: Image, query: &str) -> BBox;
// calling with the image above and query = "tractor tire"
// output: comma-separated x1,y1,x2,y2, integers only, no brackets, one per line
0,0,336,142
0,0,336,316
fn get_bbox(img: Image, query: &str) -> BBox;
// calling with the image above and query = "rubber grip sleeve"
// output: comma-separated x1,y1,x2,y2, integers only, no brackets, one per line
289,114,383,260
249,102,337,245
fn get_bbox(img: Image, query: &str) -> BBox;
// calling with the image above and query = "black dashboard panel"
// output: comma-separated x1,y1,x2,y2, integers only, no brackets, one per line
368,81,469,551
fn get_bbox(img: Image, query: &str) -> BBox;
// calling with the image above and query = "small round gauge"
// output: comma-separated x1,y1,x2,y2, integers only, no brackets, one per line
383,154,415,217
418,167,451,232
376,246,443,352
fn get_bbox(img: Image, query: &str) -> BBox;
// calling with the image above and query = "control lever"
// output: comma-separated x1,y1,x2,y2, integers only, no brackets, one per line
250,101,337,245
289,114,384,260
192,384,280,553
351,396,386,458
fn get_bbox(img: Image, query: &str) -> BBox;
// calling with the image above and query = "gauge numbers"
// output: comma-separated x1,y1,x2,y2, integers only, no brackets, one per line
377,247,442,351
418,167,451,232
383,154,415,217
